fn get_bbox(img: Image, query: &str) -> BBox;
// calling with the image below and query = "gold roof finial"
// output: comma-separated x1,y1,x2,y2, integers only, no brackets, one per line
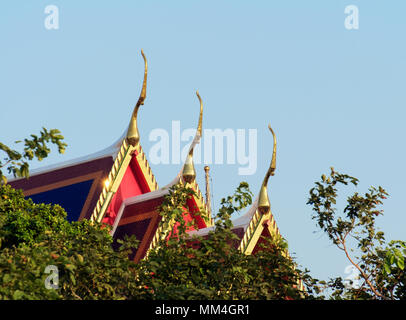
182,91,203,183
126,49,148,147
257,124,277,215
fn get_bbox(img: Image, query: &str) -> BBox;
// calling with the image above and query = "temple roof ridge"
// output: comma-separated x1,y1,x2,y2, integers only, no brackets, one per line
6,131,125,183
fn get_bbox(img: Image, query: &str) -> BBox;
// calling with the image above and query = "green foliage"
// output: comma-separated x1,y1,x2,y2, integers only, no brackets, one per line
0,185,68,249
384,241,406,275
307,167,405,300
0,127,67,184
0,180,312,300
0,184,140,299
136,182,310,300
0,128,313,300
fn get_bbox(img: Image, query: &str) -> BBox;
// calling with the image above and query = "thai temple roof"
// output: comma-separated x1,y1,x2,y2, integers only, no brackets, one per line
8,50,291,268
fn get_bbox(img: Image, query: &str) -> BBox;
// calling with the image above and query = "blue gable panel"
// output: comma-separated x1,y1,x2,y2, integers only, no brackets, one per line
27,179,94,222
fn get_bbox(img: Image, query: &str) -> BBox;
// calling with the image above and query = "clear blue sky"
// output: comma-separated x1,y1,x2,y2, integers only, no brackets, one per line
1,0,405,285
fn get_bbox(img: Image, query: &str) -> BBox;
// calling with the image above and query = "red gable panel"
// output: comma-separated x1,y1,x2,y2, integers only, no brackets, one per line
102,152,152,226
111,187,209,262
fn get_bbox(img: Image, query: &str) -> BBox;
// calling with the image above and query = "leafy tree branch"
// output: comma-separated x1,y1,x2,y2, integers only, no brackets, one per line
0,127,67,184
307,167,405,299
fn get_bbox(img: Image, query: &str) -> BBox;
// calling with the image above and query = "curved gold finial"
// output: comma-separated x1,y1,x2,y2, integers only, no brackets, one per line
196,90,203,137
182,91,203,183
257,124,277,215
264,124,277,185
126,49,148,146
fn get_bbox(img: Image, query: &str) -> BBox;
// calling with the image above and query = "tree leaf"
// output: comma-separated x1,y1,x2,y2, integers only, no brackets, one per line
396,258,404,270
13,290,24,300
383,263,391,275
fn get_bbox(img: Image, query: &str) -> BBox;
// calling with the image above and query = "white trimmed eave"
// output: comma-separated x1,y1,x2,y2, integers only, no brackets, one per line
7,131,126,182
110,187,170,236
186,197,259,237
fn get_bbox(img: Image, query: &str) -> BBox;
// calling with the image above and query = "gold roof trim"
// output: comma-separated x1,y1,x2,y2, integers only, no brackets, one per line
182,91,203,184
145,177,211,259
239,123,279,254
238,199,281,254
90,51,158,223
134,143,159,192
146,92,211,257
257,124,276,215
180,91,212,224
237,123,304,291
126,49,147,147
90,139,133,223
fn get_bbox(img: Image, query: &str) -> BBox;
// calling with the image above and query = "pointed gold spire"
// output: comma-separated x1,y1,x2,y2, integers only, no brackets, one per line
182,91,203,183
257,124,277,215
196,90,203,137
126,49,148,147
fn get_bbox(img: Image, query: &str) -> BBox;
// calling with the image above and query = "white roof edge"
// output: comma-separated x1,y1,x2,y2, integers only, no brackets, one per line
187,197,259,237
231,197,259,228
8,131,126,182
110,188,170,236
123,188,170,207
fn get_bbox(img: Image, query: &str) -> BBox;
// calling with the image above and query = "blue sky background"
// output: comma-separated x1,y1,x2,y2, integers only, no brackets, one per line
1,1,405,286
